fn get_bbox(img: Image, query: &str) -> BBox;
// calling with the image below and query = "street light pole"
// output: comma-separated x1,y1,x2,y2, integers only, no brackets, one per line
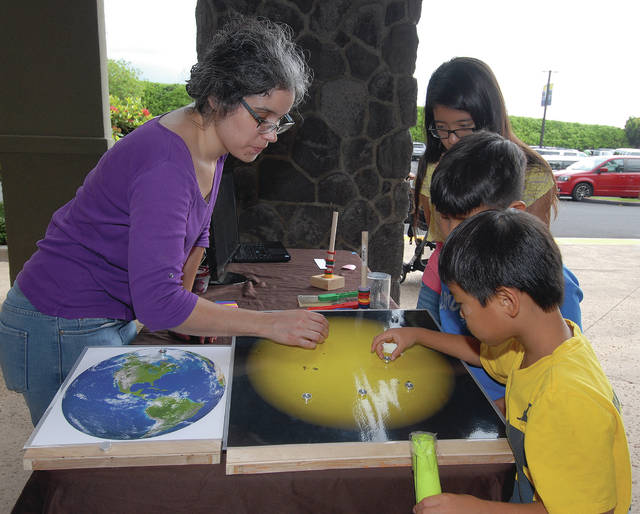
539,70,553,147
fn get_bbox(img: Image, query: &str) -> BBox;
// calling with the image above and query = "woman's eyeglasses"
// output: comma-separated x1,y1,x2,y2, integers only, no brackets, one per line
240,99,295,135
428,126,476,140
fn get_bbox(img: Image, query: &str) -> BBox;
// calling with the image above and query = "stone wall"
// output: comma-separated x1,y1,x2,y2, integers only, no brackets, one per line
196,0,421,301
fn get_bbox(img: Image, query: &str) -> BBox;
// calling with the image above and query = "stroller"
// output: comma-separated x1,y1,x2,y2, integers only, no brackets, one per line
400,171,436,284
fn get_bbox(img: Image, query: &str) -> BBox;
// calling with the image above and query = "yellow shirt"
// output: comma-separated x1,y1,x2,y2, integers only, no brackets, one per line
481,322,631,513
420,163,445,243
521,162,555,207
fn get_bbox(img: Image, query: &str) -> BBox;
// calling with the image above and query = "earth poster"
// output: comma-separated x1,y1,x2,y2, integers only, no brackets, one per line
61,348,226,440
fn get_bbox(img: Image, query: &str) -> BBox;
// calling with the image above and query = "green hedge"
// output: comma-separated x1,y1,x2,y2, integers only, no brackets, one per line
410,106,630,151
510,116,628,150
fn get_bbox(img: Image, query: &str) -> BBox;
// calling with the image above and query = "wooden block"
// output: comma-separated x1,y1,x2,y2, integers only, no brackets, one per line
225,438,513,475
24,451,219,471
310,274,345,290
23,438,221,471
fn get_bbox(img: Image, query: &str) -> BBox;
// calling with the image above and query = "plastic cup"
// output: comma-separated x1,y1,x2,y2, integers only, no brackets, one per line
367,272,391,309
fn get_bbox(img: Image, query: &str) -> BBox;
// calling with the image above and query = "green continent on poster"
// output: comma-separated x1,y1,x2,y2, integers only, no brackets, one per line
115,354,178,396
145,395,205,429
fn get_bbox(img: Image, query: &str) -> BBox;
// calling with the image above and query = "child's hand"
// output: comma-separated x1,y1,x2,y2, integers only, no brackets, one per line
371,328,415,361
413,493,484,513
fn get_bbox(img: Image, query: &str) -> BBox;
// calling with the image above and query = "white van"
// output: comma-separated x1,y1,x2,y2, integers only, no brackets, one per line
535,148,588,159
589,148,614,156
534,148,587,170
545,156,580,171
613,148,640,156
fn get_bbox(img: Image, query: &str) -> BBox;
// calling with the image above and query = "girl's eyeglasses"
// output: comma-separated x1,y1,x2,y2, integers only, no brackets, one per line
428,126,476,140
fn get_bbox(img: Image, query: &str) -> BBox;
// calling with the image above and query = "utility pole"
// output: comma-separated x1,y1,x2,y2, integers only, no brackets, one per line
539,70,554,147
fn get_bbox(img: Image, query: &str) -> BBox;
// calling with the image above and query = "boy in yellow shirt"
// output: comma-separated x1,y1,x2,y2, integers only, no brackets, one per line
372,134,631,512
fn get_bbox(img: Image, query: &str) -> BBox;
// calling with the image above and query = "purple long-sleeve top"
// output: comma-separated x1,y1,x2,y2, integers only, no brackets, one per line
17,117,226,331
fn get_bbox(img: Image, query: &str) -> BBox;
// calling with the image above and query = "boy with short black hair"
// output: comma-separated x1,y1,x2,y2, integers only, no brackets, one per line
419,209,630,511
430,130,582,332
429,128,527,220
430,131,583,402
374,131,582,402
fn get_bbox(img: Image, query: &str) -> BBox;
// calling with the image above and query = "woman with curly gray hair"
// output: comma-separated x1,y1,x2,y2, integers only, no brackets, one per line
187,16,310,118
0,16,325,426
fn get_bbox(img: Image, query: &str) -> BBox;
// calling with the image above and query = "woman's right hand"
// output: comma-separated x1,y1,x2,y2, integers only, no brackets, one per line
264,310,329,349
371,328,416,361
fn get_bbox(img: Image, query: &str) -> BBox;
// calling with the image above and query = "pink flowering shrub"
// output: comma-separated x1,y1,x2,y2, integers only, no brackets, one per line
109,95,153,140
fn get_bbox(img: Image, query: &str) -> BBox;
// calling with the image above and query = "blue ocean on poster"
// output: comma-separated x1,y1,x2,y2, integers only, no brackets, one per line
61,348,225,440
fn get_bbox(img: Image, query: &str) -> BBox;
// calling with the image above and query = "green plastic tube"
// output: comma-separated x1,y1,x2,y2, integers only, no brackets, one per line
411,431,441,502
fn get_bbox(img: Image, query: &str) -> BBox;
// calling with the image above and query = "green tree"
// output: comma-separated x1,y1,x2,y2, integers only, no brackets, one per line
108,59,144,99
410,106,426,142
624,117,640,148
142,82,192,116
0,202,6,245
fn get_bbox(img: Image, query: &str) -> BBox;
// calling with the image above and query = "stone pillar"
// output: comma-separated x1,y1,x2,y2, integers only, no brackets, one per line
196,0,421,301
0,1,112,283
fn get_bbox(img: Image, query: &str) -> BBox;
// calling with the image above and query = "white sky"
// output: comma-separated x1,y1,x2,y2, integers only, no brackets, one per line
104,0,639,128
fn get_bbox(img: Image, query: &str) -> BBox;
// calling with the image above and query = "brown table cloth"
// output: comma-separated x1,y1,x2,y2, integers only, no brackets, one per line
13,458,514,513
11,249,514,513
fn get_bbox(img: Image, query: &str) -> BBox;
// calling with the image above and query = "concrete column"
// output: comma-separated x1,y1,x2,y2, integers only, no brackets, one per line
0,0,112,283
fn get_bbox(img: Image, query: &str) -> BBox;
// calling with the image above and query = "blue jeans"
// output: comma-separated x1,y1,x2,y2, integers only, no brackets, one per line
417,282,441,326
0,283,137,425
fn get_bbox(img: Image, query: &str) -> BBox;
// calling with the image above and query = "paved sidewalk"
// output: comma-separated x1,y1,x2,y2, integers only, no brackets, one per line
1,240,639,511
0,254,32,512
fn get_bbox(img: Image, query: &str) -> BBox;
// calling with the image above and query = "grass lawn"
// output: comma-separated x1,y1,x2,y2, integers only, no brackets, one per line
589,196,640,203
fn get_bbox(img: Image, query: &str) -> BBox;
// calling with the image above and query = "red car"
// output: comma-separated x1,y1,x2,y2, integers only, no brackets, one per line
554,155,640,201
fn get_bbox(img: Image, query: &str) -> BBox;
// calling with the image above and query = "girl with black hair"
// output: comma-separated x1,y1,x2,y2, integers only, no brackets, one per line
414,57,556,323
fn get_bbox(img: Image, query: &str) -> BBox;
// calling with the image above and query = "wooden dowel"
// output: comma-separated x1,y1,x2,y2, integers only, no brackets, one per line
310,211,345,289
360,231,368,288
329,211,338,253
